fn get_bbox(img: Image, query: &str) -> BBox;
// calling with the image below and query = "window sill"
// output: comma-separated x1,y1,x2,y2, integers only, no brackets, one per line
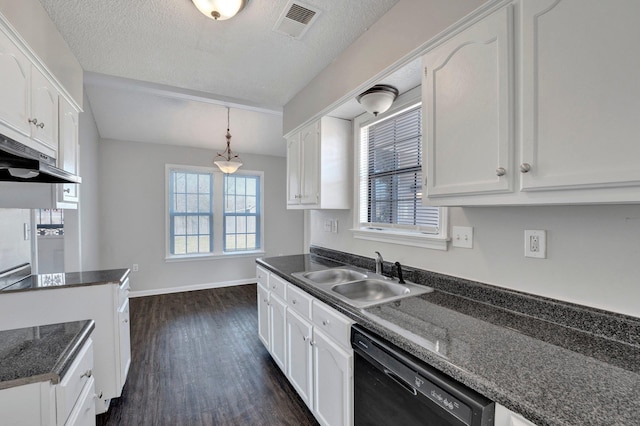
165,250,266,262
351,228,448,251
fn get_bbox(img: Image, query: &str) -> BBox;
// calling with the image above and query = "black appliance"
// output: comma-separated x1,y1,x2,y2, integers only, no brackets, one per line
352,325,494,426
0,133,81,184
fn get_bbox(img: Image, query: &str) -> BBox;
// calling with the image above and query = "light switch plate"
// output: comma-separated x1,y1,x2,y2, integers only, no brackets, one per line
323,219,332,232
452,226,473,249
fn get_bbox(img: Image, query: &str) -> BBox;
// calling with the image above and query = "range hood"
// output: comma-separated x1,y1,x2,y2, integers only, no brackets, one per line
0,133,81,184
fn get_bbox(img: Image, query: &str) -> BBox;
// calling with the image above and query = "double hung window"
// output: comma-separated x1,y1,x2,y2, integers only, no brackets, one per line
355,95,446,250
166,165,264,259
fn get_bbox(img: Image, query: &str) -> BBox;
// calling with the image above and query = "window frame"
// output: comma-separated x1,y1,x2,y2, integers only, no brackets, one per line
351,87,449,250
223,172,263,253
165,164,265,261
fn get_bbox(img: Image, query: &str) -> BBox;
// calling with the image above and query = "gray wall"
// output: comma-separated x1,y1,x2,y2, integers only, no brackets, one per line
310,205,640,318
98,139,303,294
78,90,101,271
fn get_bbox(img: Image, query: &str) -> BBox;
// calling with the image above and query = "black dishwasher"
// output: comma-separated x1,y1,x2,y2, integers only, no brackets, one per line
352,325,494,426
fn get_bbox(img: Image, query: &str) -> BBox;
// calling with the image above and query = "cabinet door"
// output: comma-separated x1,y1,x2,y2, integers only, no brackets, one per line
423,6,513,198
118,298,132,390
269,294,287,372
0,29,30,137
520,0,640,192
257,284,270,349
30,68,58,152
287,134,302,205
313,328,353,426
286,309,313,409
58,97,80,203
299,121,320,205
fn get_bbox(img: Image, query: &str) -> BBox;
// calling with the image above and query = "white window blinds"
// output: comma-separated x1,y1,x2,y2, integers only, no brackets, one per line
359,104,440,234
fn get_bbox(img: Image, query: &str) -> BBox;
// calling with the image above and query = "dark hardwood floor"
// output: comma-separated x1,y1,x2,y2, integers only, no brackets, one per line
97,284,319,426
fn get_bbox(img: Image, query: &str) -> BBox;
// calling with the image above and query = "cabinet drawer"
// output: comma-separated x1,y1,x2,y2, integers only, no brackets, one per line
269,274,287,300
287,284,313,320
312,300,353,349
118,278,130,307
65,376,96,426
56,338,94,425
256,266,269,288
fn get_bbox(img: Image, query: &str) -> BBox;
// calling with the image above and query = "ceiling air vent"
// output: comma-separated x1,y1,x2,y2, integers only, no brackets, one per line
273,1,321,39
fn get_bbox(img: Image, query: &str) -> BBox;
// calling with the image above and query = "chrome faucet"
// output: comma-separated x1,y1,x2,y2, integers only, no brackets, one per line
375,251,383,275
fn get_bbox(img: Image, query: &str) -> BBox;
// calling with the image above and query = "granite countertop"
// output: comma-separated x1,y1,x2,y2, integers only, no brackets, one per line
257,254,640,426
1,268,129,293
0,320,95,390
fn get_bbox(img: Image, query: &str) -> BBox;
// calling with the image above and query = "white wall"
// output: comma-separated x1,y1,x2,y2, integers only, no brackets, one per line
310,205,640,318
283,0,489,134
98,139,304,293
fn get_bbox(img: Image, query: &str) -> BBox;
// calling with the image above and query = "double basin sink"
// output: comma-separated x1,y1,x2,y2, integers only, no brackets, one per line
292,267,432,308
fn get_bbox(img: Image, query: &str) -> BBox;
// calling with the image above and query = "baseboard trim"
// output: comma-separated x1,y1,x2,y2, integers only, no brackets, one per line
129,278,256,298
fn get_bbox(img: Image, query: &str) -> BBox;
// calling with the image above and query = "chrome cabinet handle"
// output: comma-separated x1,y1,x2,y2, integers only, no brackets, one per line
81,369,92,378
303,336,309,342
292,299,297,304
309,340,316,346
37,122,45,129
95,390,103,399
322,320,330,326
63,188,71,193
28,118,38,125
520,163,532,173
496,167,506,177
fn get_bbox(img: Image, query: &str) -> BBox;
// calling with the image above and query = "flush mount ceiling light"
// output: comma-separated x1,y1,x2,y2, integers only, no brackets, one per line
192,0,248,21
356,84,399,117
214,107,243,174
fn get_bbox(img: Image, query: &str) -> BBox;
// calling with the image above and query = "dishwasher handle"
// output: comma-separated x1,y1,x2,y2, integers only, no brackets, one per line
384,368,418,396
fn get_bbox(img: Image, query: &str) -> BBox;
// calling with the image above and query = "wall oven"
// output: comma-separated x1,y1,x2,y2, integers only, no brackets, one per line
352,325,494,426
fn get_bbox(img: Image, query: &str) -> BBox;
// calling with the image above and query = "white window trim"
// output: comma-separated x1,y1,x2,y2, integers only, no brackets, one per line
164,164,265,261
351,86,449,251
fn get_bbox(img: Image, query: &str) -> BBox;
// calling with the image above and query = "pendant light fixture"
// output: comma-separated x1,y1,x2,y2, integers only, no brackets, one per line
192,0,248,21
214,107,243,174
356,84,399,117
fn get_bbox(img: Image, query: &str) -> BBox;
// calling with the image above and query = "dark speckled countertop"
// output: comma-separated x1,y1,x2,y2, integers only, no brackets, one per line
257,252,640,426
1,269,129,292
0,320,95,390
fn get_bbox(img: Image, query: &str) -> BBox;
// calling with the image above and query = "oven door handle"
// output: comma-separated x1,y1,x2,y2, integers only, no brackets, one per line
383,368,418,396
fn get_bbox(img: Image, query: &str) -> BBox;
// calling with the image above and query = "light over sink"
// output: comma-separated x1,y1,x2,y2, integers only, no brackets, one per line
292,267,432,308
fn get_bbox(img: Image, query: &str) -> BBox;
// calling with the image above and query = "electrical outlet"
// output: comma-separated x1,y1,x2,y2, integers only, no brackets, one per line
452,226,473,249
331,219,338,233
133,264,139,272
524,230,546,258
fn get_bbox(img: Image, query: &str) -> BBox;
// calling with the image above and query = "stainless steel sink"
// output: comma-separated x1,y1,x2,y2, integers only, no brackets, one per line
301,268,367,285
332,279,410,301
292,267,432,308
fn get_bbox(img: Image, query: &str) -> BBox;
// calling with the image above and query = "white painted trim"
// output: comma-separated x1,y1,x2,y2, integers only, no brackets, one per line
129,278,256,298
351,228,448,251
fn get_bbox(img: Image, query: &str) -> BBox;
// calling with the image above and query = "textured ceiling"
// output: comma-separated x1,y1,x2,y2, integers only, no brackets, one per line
38,0,399,110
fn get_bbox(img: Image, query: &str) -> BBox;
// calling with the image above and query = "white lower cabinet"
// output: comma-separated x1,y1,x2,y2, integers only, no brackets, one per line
495,403,538,426
0,279,131,415
286,308,313,408
269,293,287,372
256,266,354,426
0,338,96,426
312,328,353,426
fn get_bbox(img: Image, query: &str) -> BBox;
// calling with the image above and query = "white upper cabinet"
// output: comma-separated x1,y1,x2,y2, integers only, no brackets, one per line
58,96,80,203
520,0,640,193
423,5,514,198
29,67,59,153
0,28,31,138
286,116,351,209
423,0,640,205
